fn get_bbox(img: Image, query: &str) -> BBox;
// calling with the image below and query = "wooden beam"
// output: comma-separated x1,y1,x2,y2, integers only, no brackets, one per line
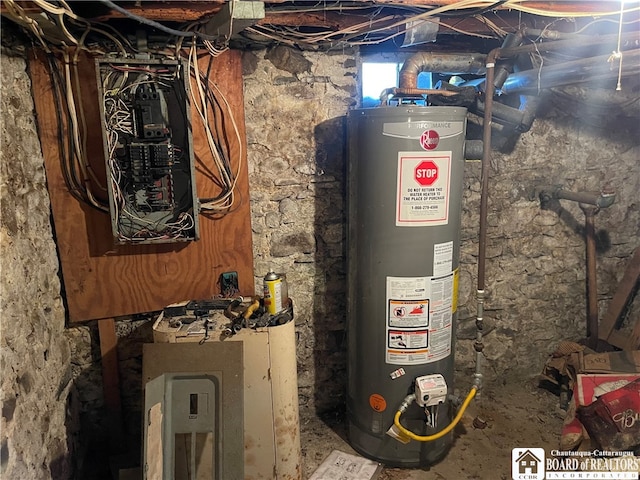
599,247,640,348
98,318,125,451
87,2,225,22
70,1,633,24
258,10,522,35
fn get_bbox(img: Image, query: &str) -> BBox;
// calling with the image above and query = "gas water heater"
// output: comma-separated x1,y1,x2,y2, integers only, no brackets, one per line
347,106,468,467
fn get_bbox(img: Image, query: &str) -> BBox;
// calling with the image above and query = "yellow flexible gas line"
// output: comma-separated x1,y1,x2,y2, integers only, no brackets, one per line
393,386,478,442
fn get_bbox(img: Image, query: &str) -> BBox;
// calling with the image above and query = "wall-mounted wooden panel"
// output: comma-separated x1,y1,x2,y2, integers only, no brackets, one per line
29,49,254,323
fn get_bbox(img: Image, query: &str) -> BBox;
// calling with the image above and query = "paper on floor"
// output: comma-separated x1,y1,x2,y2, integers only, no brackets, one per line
309,449,382,480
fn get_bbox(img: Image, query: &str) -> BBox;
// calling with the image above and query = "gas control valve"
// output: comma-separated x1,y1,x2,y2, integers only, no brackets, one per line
415,374,448,407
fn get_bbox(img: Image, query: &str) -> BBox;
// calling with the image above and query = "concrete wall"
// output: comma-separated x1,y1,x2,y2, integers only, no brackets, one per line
0,47,76,479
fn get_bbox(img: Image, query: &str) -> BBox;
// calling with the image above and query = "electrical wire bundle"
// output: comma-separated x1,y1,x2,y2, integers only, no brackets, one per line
187,42,243,214
4,0,639,220
2,0,243,220
243,0,640,49
4,0,134,213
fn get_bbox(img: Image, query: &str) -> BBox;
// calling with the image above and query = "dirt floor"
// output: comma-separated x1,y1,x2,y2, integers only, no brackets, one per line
300,378,565,480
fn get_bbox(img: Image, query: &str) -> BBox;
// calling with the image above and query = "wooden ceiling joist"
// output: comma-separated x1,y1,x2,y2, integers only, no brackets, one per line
76,1,634,23
2,1,634,42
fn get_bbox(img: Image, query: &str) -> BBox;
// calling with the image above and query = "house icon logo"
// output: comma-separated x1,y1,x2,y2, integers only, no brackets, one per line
512,448,545,480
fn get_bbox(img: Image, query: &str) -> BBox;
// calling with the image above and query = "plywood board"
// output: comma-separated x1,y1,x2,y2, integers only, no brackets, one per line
28,49,254,322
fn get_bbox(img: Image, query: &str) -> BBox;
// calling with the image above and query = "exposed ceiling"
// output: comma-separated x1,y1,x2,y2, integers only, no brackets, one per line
2,1,639,53
2,0,638,122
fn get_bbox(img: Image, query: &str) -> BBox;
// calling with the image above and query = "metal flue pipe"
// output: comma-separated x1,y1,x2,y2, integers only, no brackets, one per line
384,52,487,101
399,51,487,89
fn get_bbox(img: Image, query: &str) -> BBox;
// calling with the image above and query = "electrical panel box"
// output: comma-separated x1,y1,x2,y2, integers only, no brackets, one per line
148,376,218,479
143,342,244,480
95,58,199,244
152,307,302,479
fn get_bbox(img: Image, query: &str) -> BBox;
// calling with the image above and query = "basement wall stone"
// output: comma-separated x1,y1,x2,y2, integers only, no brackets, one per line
63,47,640,438
0,47,76,479
63,317,152,474
243,47,357,414
242,47,640,414
455,91,640,381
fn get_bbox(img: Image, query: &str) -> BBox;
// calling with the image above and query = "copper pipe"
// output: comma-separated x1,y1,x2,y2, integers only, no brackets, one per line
394,87,459,96
581,205,599,350
473,48,498,391
478,49,498,292
380,86,459,103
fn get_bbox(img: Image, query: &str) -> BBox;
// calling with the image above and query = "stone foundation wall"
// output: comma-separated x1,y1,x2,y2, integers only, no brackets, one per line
243,47,357,413
60,47,640,434
242,47,640,414
0,48,75,479
455,91,639,381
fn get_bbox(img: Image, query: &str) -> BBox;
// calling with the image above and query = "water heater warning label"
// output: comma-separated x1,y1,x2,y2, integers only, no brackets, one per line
386,275,453,365
396,151,451,227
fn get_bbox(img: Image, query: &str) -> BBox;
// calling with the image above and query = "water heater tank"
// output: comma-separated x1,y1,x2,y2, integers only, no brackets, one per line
346,106,467,466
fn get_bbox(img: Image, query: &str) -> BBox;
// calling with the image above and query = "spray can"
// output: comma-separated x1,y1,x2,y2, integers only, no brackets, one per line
263,271,288,315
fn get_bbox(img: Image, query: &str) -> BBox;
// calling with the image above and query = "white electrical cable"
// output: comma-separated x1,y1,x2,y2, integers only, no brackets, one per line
187,44,242,213
614,1,625,91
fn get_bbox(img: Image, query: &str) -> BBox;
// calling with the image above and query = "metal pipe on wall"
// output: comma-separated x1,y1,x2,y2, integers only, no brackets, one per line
479,32,631,356
473,48,498,389
500,49,640,95
539,187,616,209
581,205,600,350
537,186,615,348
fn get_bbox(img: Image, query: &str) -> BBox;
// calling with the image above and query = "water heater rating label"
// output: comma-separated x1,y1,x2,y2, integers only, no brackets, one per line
396,151,451,227
386,275,454,365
